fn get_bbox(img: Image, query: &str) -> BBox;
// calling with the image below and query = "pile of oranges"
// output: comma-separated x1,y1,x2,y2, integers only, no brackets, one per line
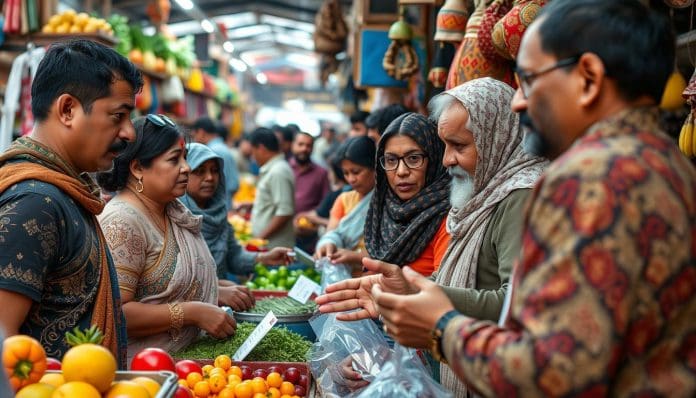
177,355,306,398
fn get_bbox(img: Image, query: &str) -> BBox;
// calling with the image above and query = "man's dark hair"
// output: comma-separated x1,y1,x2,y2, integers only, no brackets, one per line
192,116,218,134
537,0,674,103
97,116,185,191
216,121,229,139
365,104,409,136
349,111,370,125
250,127,279,152
31,39,143,122
294,131,314,144
286,123,301,133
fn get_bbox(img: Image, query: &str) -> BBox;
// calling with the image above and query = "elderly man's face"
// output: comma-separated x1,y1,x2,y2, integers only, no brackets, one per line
438,102,478,208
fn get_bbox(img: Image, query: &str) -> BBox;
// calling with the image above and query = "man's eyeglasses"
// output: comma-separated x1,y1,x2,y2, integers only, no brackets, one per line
379,153,427,171
514,56,579,98
146,114,176,128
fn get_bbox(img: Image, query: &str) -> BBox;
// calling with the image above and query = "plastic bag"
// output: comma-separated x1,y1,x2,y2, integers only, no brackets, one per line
315,257,352,293
355,343,453,398
308,313,391,397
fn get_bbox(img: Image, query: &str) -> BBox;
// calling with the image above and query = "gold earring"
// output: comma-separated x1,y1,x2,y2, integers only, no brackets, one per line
136,177,144,193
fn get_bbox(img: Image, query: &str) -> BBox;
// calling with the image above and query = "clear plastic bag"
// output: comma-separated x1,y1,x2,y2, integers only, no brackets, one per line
315,257,352,293
355,343,453,398
308,313,391,397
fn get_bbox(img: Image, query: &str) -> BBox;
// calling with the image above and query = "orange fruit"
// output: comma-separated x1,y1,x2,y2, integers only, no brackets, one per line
194,380,211,398
227,374,242,384
218,386,236,398
39,372,65,387
250,377,267,394
280,395,292,398
187,372,204,389
227,365,243,379
208,373,226,393
52,381,101,398
213,355,232,371
267,387,281,398
104,380,151,398
131,376,161,397
253,393,267,398
15,382,55,398
266,372,283,389
61,343,116,393
234,381,254,398
201,364,214,377
279,381,295,396
178,379,189,388
209,367,227,378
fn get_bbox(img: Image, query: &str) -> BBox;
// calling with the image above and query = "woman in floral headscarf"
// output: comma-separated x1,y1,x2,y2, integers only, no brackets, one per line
364,112,451,276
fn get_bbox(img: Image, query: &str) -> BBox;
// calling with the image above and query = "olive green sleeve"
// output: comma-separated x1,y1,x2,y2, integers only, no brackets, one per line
441,189,530,322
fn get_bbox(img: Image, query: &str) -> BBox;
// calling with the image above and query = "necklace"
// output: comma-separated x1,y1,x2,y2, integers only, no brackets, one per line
127,187,167,234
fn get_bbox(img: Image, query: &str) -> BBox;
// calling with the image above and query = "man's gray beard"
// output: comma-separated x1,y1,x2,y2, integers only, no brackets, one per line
449,167,474,209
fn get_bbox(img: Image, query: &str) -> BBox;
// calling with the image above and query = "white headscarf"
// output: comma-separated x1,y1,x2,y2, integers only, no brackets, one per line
433,78,547,396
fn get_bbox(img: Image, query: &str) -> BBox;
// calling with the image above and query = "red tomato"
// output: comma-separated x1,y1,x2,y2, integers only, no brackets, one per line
130,348,176,372
173,385,194,398
46,357,62,370
175,360,203,380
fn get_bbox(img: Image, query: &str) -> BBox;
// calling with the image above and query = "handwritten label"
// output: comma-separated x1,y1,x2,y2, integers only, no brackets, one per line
232,311,278,361
288,275,322,304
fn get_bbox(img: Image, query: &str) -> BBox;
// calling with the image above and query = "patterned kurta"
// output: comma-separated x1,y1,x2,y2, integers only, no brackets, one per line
0,178,109,359
442,107,696,397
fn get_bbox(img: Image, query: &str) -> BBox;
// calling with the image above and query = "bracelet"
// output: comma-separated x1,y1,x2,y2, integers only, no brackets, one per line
168,302,184,342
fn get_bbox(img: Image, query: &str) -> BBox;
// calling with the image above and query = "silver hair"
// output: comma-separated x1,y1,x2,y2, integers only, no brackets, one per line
427,93,473,130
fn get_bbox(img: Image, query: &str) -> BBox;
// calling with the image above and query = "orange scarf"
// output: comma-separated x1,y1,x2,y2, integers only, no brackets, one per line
0,137,121,361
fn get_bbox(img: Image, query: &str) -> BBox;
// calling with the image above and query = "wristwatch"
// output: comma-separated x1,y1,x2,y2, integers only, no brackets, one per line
430,310,460,364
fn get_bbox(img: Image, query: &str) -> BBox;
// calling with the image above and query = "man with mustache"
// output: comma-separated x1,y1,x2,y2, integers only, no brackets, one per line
316,78,547,394
365,1,696,396
0,39,142,367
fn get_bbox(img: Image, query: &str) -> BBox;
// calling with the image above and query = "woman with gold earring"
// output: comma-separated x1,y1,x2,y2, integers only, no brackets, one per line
97,115,236,363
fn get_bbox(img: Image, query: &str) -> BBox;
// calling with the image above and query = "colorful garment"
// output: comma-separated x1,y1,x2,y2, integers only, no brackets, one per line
443,107,696,397
408,218,450,275
0,137,126,366
100,198,218,359
365,113,451,272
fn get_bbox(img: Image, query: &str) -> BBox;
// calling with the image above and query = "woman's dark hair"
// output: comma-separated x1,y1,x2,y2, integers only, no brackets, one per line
97,116,184,191
337,136,376,170
537,0,674,103
32,39,143,122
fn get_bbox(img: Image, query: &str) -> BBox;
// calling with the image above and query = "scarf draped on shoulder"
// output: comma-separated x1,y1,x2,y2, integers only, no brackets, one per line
0,136,124,364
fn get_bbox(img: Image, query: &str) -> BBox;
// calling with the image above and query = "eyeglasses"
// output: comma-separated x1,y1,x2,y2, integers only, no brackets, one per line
146,114,176,128
514,56,579,98
379,153,427,171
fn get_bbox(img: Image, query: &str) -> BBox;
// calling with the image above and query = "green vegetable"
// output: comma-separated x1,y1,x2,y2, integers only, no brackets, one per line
244,297,317,316
172,322,312,362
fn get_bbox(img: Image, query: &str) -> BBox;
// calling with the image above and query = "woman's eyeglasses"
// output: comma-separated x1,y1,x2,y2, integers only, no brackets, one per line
146,114,176,127
379,153,427,171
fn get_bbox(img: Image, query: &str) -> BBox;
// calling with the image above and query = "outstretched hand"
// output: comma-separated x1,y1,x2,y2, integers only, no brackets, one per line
373,266,455,348
315,258,416,321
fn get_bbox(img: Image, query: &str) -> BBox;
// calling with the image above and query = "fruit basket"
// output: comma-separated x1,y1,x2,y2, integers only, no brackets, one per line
194,360,311,397
45,369,177,398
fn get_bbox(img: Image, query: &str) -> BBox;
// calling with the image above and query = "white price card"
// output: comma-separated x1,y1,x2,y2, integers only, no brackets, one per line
232,311,278,361
288,274,322,304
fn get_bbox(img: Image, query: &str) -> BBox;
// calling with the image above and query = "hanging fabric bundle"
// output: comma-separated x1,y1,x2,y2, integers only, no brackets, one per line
383,10,419,81
491,0,547,60
313,0,347,85
478,0,513,63
428,0,470,87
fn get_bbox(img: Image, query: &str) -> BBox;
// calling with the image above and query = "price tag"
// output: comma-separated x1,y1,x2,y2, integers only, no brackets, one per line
288,274,322,304
232,311,278,361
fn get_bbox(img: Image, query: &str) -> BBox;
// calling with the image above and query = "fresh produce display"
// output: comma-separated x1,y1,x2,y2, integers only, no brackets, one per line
41,9,112,35
173,322,312,362
3,329,171,397
131,347,177,373
228,214,252,242
243,297,317,316
174,355,309,398
247,264,321,291
679,107,696,157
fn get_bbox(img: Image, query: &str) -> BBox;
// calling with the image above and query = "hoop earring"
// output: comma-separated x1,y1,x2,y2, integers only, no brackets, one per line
135,177,144,193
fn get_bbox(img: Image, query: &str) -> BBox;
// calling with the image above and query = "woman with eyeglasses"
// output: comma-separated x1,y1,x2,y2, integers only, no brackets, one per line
363,112,451,277
314,136,376,267
97,115,236,361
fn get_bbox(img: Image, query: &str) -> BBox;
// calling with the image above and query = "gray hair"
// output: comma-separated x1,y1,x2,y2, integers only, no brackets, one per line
427,93,472,130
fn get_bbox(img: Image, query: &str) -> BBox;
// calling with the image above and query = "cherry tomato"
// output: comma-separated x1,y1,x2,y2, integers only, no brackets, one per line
175,360,203,380
173,385,194,398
